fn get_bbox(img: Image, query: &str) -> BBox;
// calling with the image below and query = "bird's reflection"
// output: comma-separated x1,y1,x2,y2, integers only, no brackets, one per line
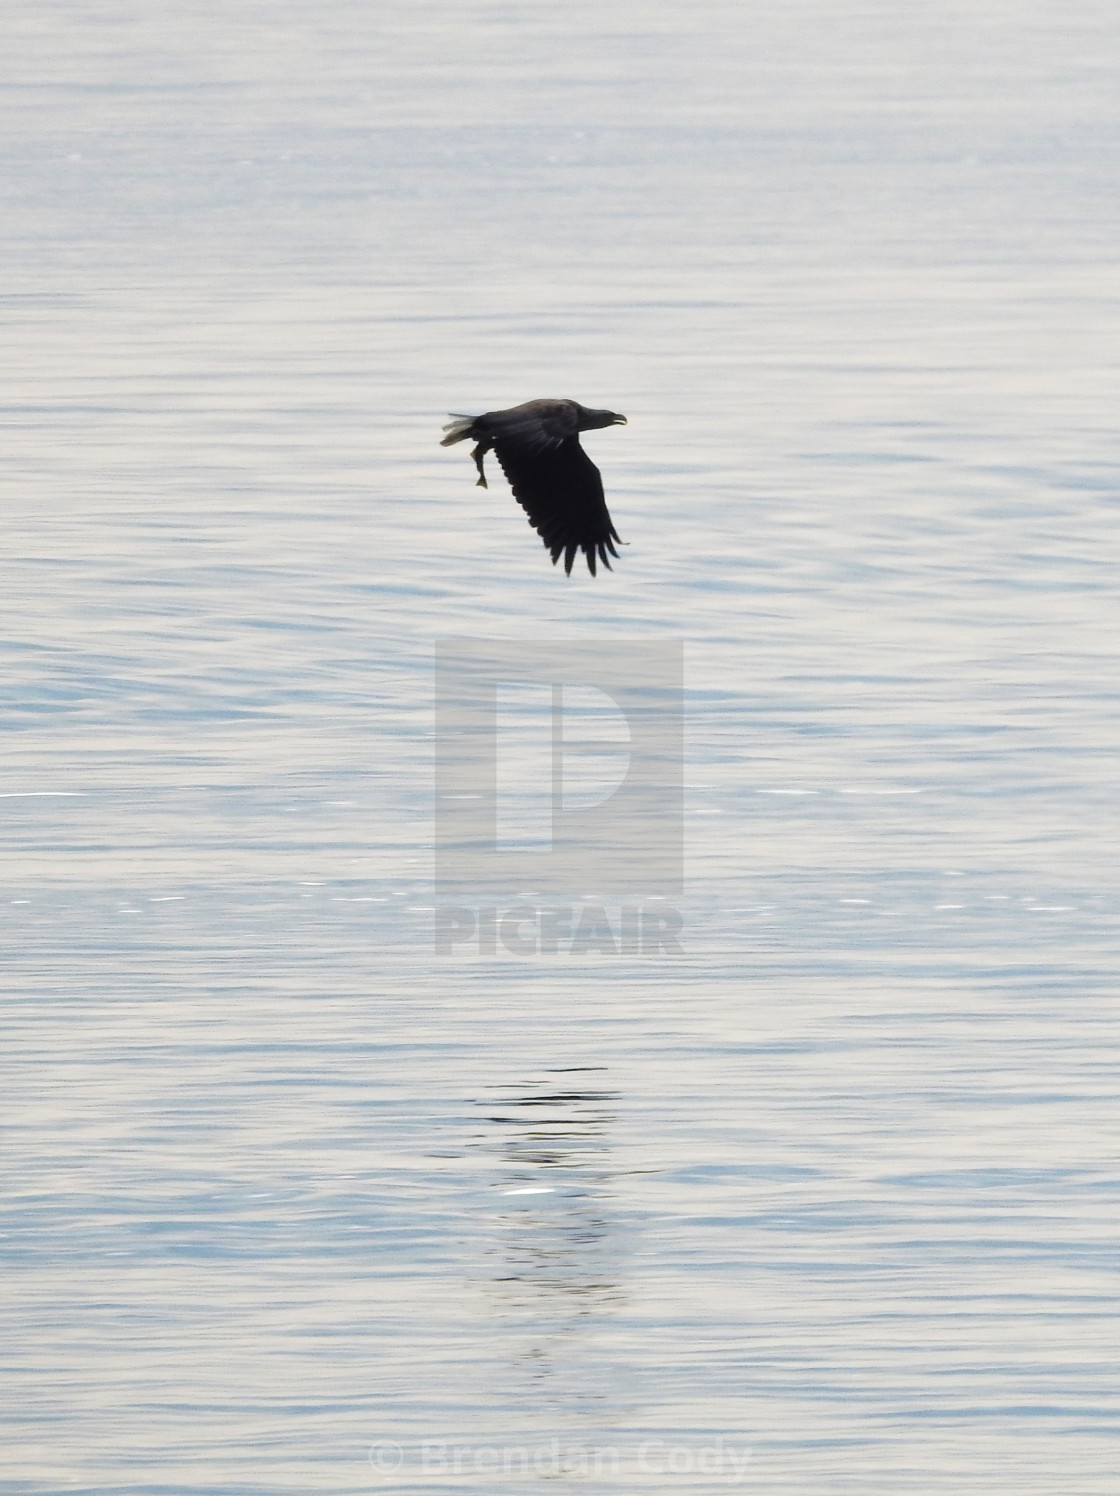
474,1067,625,1406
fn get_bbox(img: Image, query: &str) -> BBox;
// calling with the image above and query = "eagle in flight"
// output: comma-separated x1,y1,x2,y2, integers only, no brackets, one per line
440,398,627,576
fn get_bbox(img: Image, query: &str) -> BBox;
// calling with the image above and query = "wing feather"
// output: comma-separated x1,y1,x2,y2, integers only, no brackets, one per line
493,435,621,577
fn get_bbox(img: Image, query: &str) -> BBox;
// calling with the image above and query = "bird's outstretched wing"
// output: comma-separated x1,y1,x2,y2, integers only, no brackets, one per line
494,434,621,577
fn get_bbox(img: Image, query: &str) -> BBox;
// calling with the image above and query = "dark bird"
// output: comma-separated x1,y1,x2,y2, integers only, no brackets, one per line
440,398,627,576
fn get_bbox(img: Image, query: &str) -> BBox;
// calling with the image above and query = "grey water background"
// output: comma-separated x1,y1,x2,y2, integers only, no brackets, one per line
3,1,1120,1491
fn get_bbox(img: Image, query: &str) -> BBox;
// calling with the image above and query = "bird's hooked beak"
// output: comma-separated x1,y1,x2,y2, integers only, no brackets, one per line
611,413,628,425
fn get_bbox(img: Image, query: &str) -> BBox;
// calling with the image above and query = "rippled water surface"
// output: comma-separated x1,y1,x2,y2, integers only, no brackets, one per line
3,3,1120,1492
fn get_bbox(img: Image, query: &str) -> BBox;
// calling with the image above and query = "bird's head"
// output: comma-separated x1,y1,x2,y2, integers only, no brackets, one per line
573,404,627,431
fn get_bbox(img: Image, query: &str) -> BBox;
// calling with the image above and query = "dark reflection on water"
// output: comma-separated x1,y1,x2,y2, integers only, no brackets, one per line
475,1069,626,1405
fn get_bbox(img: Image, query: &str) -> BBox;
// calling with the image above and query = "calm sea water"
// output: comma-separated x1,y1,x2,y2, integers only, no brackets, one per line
3,3,1119,1492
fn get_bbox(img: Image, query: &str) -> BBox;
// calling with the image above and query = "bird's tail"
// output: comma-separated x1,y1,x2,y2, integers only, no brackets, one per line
440,414,476,447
